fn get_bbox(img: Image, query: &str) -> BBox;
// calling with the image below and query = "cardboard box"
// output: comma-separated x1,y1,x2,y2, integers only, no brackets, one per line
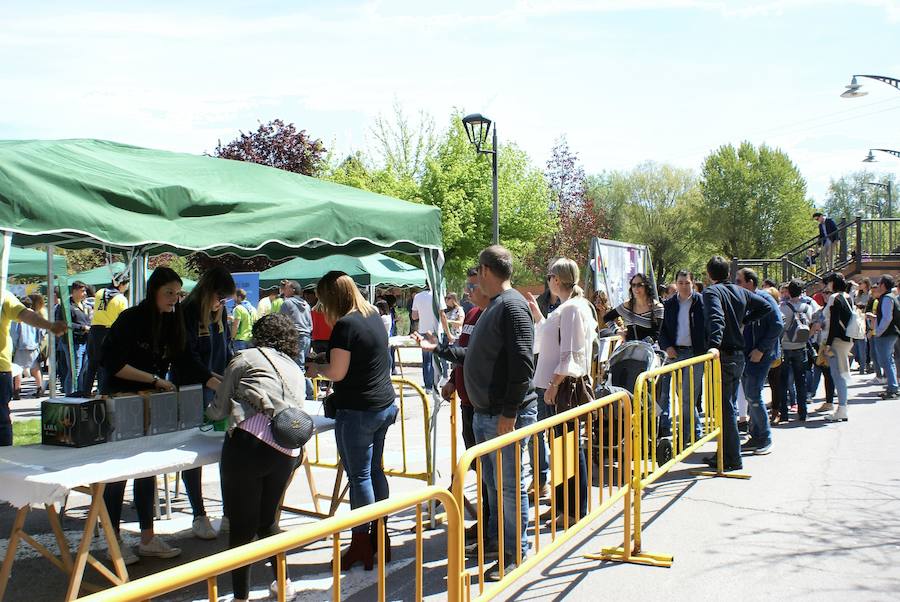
178,385,205,430
105,394,146,441
146,390,179,435
41,397,108,447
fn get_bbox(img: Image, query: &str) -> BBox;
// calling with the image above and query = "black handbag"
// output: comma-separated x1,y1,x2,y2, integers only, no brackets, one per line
323,393,337,419
258,348,314,449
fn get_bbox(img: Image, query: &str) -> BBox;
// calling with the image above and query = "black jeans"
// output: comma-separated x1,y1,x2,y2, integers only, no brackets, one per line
720,351,745,468
780,349,808,420
547,404,588,519
103,477,156,532
221,429,300,600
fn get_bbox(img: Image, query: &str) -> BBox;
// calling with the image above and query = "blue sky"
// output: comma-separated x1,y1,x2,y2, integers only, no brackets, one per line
2,0,899,203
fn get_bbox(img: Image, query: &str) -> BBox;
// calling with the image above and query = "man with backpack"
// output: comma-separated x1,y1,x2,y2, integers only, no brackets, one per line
872,274,900,399
778,279,814,423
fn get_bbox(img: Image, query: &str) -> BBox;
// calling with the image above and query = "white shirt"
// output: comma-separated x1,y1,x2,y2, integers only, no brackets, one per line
412,290,445,334
533,296,598,389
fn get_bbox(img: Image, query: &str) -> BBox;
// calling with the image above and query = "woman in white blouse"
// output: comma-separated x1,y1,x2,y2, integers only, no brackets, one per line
527,257,597,527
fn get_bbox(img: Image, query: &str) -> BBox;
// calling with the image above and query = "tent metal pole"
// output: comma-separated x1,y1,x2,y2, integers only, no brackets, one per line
47,245,57,399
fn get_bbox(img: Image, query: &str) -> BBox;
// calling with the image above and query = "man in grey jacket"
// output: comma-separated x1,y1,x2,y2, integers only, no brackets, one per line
279,280,313,367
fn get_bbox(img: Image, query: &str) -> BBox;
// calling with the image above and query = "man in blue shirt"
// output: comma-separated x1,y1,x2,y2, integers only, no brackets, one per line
736,268,783,455
813,212,839,273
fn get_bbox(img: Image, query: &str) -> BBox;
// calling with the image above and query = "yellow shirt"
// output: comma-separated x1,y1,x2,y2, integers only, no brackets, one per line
1,293,26,372
91,289,129,328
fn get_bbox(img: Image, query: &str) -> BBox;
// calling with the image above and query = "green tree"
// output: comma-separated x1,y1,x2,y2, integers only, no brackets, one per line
326,152,421,202
420,115,554,281
824,171,896,220
370,101,437,180
699,142,814,259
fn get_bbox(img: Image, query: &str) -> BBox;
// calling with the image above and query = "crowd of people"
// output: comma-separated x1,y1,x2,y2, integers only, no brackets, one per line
1,227,894,596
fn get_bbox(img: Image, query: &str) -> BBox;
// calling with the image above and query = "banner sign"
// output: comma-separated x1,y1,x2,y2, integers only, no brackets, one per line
589,237,656,308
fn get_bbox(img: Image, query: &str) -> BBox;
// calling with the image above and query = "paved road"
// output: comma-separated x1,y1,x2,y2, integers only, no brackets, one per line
2,366,899,601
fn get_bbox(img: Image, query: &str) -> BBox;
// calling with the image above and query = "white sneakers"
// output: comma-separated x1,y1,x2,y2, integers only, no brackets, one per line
270,578,296,599
825,405,849,422
192,516,218,540
137,535,181,559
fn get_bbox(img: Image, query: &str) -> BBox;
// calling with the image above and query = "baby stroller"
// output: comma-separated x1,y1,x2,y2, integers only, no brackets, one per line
593,339,670,464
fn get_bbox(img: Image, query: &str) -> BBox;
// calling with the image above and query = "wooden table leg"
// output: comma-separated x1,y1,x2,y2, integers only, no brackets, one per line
46,504,74,573
96,487,128,584
0,506,29,601
64,483,105,602
302,455,323,516
328,464,349,517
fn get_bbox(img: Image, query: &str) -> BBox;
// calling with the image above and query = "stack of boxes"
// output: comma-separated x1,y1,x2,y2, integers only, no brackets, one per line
41,386,209,447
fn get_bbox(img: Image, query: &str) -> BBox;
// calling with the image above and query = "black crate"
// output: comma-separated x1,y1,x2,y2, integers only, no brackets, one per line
41,397,108,447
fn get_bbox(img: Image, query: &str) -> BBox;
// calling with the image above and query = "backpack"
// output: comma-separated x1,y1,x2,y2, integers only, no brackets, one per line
845,298,866,340
784,302,811,344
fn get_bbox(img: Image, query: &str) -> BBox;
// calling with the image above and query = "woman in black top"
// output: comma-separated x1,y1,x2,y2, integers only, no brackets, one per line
823,273,852,422
100,268,208,563
307,271,397,571
172,266,235,540
603,273,664,342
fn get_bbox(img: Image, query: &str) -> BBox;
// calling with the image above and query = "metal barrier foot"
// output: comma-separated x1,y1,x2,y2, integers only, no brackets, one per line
689,469,752,480
587,547,674,568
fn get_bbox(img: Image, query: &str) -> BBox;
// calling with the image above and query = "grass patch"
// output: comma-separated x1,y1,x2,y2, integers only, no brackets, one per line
13,419,41,446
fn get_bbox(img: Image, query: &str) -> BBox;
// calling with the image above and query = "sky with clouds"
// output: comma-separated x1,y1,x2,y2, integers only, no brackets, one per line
2,0,899,203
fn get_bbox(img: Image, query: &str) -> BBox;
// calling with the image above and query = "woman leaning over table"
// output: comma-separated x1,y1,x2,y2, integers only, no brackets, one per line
306,271,398,571
100,267,210,564
526,257,597,528
207,313,307,602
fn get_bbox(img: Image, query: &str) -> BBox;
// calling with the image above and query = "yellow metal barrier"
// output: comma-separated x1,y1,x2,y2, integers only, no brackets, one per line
451,392,634,601
596,353,750,568
305,376,433,484
75,487,462,602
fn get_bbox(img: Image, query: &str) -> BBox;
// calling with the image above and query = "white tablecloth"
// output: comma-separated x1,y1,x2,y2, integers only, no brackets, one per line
0,429,225,509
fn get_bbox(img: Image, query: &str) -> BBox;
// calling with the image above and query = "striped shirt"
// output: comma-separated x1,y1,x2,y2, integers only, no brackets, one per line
236,412,302,457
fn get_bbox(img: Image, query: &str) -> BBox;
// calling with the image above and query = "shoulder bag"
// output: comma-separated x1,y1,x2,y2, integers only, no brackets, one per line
257,348,314,449
554,299,594,413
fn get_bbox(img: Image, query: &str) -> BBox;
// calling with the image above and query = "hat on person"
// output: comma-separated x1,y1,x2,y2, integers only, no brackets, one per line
112,271,130,286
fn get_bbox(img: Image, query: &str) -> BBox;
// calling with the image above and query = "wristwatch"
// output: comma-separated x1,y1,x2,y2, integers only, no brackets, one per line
151,375,159,387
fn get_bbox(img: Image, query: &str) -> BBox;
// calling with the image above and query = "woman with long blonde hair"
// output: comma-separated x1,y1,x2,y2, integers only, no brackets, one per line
307,271,398,571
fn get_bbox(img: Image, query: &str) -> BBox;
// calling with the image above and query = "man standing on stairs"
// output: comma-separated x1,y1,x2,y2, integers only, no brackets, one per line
813,212,839,273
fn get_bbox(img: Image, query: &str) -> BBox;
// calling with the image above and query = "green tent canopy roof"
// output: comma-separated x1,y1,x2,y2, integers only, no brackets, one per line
0,139,442,259
8,247,66,277
48,262,196,292
260,253,427,289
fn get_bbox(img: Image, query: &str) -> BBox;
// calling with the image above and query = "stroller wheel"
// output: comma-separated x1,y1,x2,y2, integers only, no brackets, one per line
656,438,673,465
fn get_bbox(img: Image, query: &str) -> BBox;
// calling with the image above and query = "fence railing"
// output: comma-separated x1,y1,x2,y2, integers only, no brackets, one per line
451,391,633,601
75,487,462,602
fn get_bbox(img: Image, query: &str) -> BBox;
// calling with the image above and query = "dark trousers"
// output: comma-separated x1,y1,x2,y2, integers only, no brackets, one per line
0,372,12,446
780,349,808,420
720,351,745,468
80,326,108,395
221,429,300,600
103,477,156,532
460,404,491,524
181,467,206,517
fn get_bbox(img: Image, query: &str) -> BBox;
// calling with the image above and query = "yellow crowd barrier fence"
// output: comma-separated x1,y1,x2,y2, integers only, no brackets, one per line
451,391,634,601
75,486,461,602
598,352,750,568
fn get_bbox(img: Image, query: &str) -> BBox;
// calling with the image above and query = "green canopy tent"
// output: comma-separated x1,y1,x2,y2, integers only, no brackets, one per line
0,138,445,449
259,253,427,290
8,246,66,277
56,262,196,292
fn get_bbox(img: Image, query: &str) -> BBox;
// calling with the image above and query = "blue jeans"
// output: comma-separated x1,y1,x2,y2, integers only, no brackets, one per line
742,357,773,445
873,335,899,393
473,402,537,561
527,389,550,486
720,352,745,468
658,349,704,444
60,341,87,395
869,336,882,377
0,372,12,446
421,350,434,390
853,339,868,370
334,404,399,533
779,349,808,420
233,340,250,351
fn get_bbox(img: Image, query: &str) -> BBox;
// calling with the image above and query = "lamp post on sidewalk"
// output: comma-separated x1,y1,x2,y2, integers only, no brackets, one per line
840,74,900,98
865,181,894,254
461,113,499,245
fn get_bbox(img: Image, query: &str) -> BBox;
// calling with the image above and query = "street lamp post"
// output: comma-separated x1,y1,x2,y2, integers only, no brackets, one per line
866,181,894,253
461,113,499,245
841,74,900,98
